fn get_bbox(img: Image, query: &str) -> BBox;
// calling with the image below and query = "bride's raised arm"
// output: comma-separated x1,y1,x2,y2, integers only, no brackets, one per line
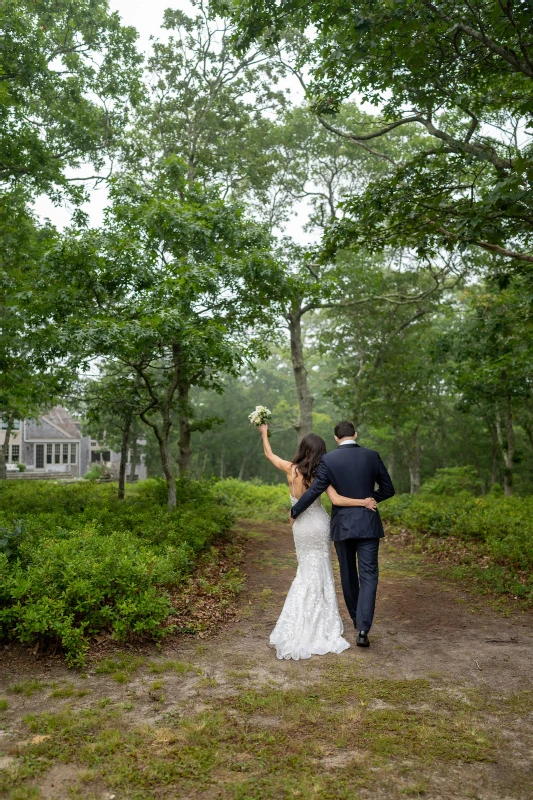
258,424,292,475
326,485,377,511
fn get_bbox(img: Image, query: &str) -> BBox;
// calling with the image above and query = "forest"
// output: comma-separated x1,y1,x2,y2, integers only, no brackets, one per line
2,0,532,503
2,3,533,799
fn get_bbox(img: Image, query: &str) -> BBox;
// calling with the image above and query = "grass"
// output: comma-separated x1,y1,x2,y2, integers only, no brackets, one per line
147,660,201,675
93,654,145,683
1,667,511,800
9,680,46,697
49,683,90,699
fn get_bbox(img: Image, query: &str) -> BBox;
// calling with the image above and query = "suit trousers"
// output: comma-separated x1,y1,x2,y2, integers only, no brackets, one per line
334,537,380,632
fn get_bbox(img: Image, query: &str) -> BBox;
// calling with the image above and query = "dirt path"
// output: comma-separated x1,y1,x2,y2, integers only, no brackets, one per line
1,521,532,799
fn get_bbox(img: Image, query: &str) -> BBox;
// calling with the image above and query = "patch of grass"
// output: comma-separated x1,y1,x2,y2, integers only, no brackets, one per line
147,659,200,675
9,680,46,697
0,698,8,711
94,655,144,682
49,682,89,699
6,670,528,800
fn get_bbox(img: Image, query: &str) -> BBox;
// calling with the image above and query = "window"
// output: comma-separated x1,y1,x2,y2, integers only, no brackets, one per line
63,444,69,464
91,451,101,463
47,444,52,464
36,444,44,469
1,419,20,430
10,445,20,463
54,443,60,464
70,444,77,464
102,450,111,462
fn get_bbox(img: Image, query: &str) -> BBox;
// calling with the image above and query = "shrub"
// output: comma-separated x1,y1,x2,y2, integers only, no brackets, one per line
419,466,482,496
212,478,290,522
83,464,102,481
0,479,234,665
16,463,26,472
381,491,533,599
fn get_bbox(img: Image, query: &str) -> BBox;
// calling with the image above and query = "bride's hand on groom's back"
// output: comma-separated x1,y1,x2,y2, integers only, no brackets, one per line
363,497,377,512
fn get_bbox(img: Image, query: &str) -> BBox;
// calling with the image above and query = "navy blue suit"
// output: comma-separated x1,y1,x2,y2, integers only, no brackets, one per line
291,442,395,631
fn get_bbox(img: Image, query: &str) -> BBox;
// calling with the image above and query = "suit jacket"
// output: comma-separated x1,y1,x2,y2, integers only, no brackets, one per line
290,443,395,540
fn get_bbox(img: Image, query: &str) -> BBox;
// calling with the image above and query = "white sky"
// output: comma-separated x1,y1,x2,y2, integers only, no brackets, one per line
34,0,310,240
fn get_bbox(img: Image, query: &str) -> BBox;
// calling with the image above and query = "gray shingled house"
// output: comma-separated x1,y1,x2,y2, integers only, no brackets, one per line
1,405,146,480
1,406,90,477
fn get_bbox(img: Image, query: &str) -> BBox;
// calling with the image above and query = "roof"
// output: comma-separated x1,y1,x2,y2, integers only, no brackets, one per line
40,406,82,440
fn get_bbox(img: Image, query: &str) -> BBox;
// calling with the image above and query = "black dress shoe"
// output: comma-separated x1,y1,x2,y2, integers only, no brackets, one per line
356,630,370,648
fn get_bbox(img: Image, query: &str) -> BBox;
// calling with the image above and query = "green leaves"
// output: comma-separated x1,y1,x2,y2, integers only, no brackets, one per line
0,0,143,198
225,0,533,266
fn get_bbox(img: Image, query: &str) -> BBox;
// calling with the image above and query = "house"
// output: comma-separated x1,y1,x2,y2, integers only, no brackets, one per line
1,406,146,480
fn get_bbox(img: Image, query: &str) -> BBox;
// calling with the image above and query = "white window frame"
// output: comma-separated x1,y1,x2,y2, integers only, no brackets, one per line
10,444,20,463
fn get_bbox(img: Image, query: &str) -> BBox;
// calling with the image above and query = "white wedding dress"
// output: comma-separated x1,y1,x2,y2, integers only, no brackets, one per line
269,494,350,660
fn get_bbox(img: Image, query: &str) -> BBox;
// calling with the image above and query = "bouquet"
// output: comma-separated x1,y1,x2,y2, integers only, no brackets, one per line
248,405,272,436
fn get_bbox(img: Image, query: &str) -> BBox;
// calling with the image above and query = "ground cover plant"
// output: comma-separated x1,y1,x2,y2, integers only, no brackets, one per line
0,479,235,666
380,468,533,603
212,478,290,522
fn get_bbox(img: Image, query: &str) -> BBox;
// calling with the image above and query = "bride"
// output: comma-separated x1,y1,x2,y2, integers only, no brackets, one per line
258,424,377,660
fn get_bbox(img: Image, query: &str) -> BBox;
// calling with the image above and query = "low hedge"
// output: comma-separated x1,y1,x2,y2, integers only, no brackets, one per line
380,491,533,600
212,478,290,522
0,479,234,666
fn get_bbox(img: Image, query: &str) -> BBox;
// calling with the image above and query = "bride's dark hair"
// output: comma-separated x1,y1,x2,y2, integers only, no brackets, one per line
292,433,327,489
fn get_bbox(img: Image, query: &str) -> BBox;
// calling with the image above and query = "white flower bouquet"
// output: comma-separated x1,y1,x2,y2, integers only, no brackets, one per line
248,405,272,436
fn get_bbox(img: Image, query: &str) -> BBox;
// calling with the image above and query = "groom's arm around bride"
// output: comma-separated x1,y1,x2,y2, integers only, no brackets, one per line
291,424,395,541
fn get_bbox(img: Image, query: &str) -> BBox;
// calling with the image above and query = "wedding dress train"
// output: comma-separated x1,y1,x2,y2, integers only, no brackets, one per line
269,495,350,660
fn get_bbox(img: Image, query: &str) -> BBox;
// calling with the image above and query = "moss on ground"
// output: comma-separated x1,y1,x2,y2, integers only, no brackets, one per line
3,665,527,800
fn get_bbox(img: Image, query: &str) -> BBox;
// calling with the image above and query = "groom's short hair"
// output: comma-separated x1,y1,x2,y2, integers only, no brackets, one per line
334,421,355,438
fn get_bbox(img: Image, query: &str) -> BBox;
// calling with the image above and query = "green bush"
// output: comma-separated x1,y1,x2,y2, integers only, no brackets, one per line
83,464,102,481
381,491,533,599
0,479,234,666
212,478,290,522
419,466,482,496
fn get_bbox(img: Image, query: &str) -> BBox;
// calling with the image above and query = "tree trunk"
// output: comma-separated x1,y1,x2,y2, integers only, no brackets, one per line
118,413,132,500
177,415,191,475
177,365,192,476
288,304,313,443
487,420,500,486
159,430,176,508
0,415,14,481
387,448,395,484
496,402,515,497
129,435,138,483
408,426,421,494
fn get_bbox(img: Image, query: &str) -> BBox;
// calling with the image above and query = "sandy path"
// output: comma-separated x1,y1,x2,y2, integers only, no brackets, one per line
1,521,532,799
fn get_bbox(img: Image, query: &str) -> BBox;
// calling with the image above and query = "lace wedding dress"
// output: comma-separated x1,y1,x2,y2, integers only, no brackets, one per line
269,495,350,660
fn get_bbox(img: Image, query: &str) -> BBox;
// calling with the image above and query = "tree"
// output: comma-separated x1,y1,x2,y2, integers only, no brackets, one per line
121,1,285,198
224,0,533,268
42,162,281,507
448,277,533,496
0,195,76,479
82,367,145,499
1,0,142,198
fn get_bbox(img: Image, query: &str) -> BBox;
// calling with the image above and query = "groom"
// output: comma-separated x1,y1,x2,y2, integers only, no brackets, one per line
291,421,395,647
